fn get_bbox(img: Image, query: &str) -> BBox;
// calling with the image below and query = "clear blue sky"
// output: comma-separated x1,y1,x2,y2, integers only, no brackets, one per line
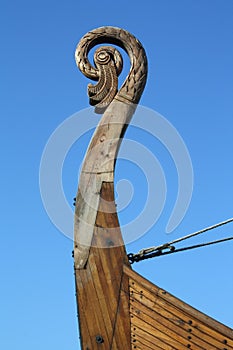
1,0,233,349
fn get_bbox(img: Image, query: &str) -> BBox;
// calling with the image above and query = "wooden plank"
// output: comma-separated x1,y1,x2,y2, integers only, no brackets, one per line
75,271,104,349
76,298,93,349
130,282,231,349
131,306,202,350
111,272,132,348
125,265,233,349
134,284,233,349
124,265,233,342
74,100,137,269
77,266,112,348
131,325,178,350
75,182,131,349
131,315,189,350
131,335,164,350
131,295,219,350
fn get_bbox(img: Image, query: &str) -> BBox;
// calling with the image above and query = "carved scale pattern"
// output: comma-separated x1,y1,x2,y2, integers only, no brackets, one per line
75,26,148,112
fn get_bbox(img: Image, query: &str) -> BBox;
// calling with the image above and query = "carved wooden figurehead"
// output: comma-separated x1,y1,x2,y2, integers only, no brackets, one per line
73,26,147,349
74,27,148,270
73,27,233,350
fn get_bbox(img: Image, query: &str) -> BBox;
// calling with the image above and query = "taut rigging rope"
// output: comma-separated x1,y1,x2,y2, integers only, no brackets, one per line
128,218,233,263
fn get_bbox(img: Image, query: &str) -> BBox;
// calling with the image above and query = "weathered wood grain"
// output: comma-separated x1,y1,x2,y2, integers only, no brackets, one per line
123,266,233,350
74,26,233,349
74,26,147,269
74,182,131,349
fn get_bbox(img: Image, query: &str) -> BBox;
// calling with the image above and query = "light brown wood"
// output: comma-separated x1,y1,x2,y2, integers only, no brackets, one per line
74,27,147,348
74,27,147,269
75,182,131,349
75,233,233,349
74,26,233,349
123,266,233,350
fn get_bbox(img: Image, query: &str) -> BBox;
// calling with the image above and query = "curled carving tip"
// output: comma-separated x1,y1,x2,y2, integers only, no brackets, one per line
75,26,148,112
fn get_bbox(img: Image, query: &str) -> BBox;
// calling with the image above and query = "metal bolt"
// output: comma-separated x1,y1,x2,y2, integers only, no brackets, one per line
107,239,114,247
96,335,104,344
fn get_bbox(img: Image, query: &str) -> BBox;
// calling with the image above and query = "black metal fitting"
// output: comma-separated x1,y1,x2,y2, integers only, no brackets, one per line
127,253,135,264
95,335,104,344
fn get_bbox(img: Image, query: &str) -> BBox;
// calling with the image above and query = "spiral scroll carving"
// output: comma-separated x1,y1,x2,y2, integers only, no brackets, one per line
75,26,148,113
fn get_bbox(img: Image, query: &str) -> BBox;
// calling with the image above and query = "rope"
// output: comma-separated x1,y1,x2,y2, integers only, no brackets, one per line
128,217,233,263
165,217,233,246
128,236,233,263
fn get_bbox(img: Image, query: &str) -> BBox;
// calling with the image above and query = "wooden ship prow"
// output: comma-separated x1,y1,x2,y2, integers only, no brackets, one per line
73,26,233,349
